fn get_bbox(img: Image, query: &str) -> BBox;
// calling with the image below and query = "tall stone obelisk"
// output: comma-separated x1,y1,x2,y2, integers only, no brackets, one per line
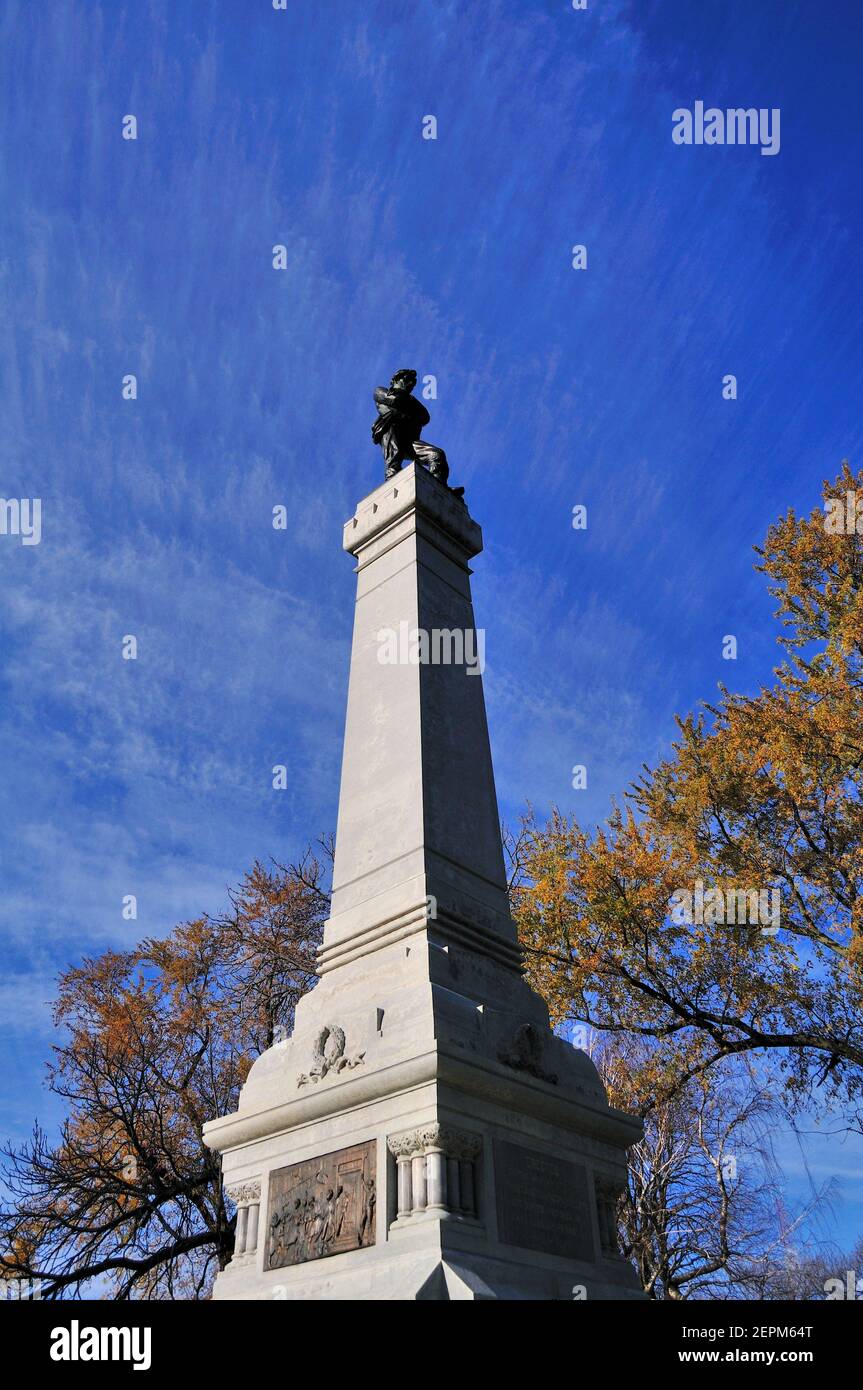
204,458,643,1300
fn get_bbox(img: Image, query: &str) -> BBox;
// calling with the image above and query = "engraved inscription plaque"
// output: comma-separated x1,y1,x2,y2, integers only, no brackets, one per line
494,1139,594,1261
265,1140,376,1270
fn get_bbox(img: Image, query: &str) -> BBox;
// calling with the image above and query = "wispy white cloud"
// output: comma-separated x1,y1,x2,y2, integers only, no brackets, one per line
1,1,861,1257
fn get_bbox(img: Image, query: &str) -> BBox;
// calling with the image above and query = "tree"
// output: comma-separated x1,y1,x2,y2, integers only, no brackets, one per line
513,464,863,1127
754,1241,861,1301
0,852,328,1299
596,1038,834,1299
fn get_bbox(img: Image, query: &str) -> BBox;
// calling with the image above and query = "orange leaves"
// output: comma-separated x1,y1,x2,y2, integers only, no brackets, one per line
514,464,863,1117
1,855,330,1297
756,461,863,662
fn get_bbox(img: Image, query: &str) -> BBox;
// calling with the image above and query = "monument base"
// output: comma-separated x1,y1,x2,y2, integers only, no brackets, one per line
213,1219,642,1302
206,943,644,1301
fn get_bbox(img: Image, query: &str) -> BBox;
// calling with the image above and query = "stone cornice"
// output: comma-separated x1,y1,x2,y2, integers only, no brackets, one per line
343,463,482,565
203,1044,642,1156
317,899,523,977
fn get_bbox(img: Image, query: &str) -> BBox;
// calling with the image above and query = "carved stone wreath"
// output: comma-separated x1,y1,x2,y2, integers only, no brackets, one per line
497,1022,558,1085
297,1023,365,1088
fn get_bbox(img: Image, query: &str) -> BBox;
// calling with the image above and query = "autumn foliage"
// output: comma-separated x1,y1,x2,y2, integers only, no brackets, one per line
513,463,863,1123
0,855,327,1298
2,467,861,1299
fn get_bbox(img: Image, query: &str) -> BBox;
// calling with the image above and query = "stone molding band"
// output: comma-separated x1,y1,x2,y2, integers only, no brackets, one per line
343,466,482,563
317,900,524,977
594,1175,627,1259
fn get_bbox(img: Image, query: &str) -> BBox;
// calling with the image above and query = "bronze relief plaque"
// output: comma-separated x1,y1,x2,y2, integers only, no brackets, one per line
494,1139,594,1262
265,1140,376,1270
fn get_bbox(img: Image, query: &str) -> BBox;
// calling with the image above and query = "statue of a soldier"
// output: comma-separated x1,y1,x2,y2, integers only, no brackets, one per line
371,369,462,497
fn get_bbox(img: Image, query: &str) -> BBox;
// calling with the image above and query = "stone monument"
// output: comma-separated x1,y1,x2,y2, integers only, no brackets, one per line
203,383,643,1298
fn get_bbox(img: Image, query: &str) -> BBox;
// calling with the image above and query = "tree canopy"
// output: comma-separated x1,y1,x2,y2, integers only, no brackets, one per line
513,463,863,1125
0,855,327,1299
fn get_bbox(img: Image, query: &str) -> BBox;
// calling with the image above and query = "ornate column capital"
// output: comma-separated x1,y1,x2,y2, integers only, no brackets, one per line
225,1178,261,1206
387,1132,417,1158
387,1123,481,1161
595,1174,626,1202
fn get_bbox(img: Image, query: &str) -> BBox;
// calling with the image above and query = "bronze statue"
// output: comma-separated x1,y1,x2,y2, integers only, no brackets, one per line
372,369,463,498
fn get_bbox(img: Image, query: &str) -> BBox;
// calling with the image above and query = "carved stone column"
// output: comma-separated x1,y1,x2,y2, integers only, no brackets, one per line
426,1145,446,1211
446,1156,461,1211
235,1205,249,1257
459,1158,475,1216
452,1132,482,1216
226,1179,262,1261
396,1156,412,1217
387,1134,415,1219
247,1201,260,1255
411,1153,428,1212
387,1124,482,1224
595,1177,624,1259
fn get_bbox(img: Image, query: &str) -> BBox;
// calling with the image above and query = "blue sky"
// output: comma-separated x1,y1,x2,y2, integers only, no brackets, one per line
1,0,861,1261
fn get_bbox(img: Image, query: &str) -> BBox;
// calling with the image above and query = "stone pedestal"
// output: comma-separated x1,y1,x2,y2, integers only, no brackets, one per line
203,464,643,1300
